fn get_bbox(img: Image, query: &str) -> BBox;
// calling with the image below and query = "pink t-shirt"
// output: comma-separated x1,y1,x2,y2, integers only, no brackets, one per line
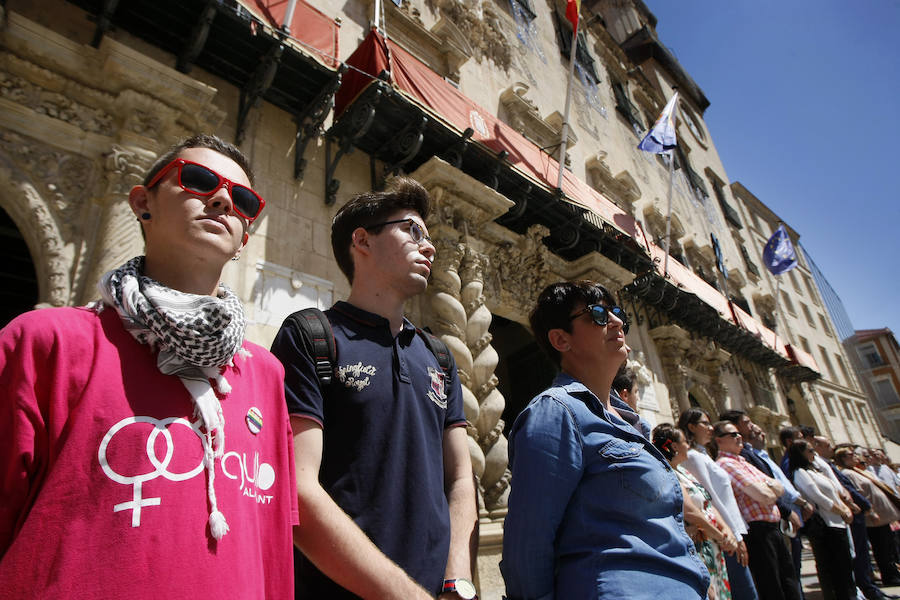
0,307,298,599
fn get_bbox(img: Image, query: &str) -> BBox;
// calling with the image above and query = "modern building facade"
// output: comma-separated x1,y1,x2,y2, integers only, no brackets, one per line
845,328,900,443
0,0,887,596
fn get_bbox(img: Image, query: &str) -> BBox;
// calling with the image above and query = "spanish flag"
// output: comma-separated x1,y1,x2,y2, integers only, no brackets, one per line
566,0,581,30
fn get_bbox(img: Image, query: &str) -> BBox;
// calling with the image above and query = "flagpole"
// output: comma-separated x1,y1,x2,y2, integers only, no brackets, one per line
556,18,578,190
663,150,674,277
772,275,781,350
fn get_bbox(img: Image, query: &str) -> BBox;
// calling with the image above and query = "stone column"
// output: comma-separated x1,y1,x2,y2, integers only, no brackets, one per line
79,144,155,303
649,324,693,417
460,248,510,513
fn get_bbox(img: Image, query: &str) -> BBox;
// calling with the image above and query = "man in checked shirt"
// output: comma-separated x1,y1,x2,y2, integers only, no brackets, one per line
714,420,802,600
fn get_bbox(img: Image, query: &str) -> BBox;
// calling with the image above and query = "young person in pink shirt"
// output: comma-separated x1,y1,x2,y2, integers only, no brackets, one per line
0,135,298,598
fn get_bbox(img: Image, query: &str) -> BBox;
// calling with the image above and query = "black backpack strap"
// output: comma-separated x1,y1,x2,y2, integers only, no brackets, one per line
284,307,336,387
416,328,454,383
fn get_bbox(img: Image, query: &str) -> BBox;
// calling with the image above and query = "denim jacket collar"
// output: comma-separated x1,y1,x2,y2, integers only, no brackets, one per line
551,372,657,453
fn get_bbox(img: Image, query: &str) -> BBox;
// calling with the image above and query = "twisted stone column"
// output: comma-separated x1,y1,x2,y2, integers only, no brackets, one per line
460,248,510,513
426,232,484,491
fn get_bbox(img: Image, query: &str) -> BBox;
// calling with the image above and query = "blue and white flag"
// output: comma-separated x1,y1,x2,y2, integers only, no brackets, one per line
638,92,678,154
762,224,798,275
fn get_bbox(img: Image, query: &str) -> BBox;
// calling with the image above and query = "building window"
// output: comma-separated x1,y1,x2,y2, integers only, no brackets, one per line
804,275,819,304
857,343,885,368
801,303,815,328
842,399,854,421
673,146,708,200
836,355,851,386
509,0,537,21
822,393,836,417
712,178,742,229
799,335,811,354
740,245,760,277
611,80,643,132
857,403,869,424
820,314,833,337
873,378,900,407
789,270,802,295
782,291,796,315
554,11,599,84
819,346,836,380
750,211,762,231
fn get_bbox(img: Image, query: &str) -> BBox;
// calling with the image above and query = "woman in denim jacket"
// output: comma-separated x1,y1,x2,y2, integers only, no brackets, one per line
500,281,709,599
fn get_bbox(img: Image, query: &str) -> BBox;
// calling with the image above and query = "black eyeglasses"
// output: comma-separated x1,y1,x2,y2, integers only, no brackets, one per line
147,159,265,223
365,218,432,245
568,304,629,334
716,431,741,438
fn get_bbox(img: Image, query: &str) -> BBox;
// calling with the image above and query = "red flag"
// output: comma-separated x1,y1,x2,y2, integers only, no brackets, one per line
566,0,581,30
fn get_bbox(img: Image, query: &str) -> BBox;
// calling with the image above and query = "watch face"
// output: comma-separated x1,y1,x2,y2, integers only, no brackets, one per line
455,579,477,599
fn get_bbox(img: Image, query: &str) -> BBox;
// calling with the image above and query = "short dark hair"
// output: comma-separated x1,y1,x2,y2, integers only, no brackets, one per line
779,426,799,447
719,409,746,425
143,134,255,187
677,407,709,444
331,177,431,283
652,423,683,461
612,366,635,395
711,421,735,442
799,425,815,440
529,280,616,367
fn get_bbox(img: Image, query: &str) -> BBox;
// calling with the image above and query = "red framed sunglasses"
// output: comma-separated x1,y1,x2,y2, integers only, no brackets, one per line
146,158,265,223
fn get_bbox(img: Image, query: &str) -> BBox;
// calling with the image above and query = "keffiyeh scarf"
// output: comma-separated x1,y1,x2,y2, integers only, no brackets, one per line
97,256,248,540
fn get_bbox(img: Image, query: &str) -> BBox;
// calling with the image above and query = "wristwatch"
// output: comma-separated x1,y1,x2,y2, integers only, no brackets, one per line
442,578,478,599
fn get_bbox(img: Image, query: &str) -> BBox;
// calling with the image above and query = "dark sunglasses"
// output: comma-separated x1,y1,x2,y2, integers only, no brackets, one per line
568,304,629,334
365,218,432,245
147,159,265,223
716,431,741,439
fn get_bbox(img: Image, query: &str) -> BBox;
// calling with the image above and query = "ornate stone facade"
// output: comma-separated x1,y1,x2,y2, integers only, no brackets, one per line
4,3,888,598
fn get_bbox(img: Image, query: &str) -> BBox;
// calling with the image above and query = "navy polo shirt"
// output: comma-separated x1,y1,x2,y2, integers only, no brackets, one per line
271,301,466,598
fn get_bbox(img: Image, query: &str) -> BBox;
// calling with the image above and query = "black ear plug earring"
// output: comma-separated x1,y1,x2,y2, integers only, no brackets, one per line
141,212,151,220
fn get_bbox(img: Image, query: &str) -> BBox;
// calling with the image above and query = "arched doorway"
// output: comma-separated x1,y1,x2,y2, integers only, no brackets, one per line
490,314,557,437
0,205,38,326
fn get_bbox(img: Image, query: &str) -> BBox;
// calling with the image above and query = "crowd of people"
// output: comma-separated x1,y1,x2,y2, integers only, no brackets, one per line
1,135,899,600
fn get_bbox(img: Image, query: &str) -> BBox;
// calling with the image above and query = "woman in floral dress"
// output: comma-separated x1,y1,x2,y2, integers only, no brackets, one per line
654,424,735,600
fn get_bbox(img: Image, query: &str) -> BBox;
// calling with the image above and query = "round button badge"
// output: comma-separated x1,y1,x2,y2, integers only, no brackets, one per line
245,407,263,435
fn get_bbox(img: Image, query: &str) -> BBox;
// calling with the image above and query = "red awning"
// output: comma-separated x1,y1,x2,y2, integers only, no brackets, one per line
241,0,340,68
785,345,820,372
334,29,641,239
335,29,795,363
730,301,790,357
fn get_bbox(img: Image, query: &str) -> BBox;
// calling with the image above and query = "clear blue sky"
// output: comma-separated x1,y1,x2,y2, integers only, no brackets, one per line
643,0,900,338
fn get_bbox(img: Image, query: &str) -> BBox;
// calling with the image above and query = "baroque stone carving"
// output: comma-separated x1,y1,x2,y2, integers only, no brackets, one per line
0,130,95,239
103,144,154,199
0,158,72,307
487,224,551,318
434,0,512,71
0,65,115,136
499,83,569,154
78,143,156,303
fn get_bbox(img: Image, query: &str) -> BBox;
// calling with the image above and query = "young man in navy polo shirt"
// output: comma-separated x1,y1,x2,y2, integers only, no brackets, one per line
272,178,478,600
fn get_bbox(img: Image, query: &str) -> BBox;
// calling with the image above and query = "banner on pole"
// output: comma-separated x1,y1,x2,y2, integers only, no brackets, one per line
763,224,798,275
638,92,679,154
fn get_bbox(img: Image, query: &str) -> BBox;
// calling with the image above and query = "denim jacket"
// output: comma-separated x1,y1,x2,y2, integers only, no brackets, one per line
501,374,709,600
